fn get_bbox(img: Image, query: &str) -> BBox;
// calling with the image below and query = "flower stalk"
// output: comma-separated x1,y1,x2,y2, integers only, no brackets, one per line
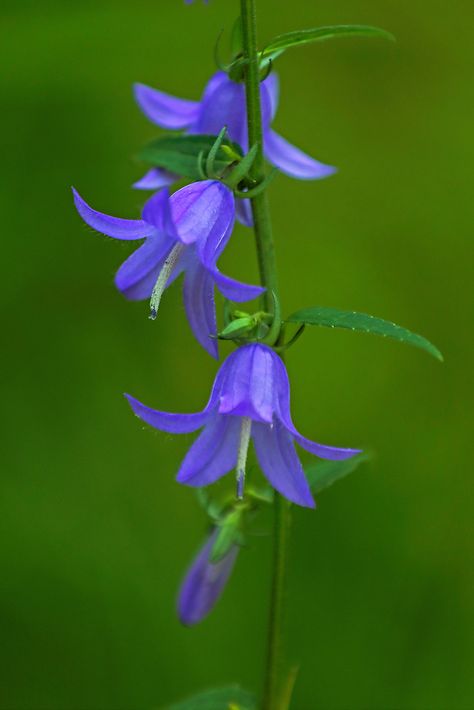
240,1,291,707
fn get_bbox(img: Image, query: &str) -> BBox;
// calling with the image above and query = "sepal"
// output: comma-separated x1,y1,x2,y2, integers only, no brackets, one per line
210,507,245,563
218,316,258,341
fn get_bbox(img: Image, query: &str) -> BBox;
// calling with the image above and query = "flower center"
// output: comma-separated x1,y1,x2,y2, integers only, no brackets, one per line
236,416,252,499
149,242,184,320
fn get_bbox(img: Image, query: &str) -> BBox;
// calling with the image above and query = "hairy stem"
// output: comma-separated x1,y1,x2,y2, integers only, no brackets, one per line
240,1,292,708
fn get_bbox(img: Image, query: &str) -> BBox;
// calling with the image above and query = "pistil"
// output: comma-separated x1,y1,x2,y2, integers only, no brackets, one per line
236,416,252,499
149,242,184,319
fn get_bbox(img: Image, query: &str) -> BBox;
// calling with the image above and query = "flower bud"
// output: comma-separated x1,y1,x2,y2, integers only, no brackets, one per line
177,529,238,626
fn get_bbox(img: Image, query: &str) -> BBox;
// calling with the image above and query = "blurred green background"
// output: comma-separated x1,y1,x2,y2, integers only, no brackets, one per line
1,0,473,708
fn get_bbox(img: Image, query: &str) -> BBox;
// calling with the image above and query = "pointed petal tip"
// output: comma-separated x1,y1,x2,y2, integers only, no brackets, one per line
297,163,338,181
265,130,338,181
176,468,210,486
177,612,197,627
124,393,138,411
208,342,219,360
133,81,146,96
132,168,177,191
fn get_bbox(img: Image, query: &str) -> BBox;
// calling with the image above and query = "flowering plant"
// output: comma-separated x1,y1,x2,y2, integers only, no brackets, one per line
73,2,441,707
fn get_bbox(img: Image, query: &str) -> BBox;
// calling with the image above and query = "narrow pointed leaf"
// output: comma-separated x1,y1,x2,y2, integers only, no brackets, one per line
139,135,242,181
167,685,256,710
286,306,443,361
261,25,395,58
305,452,371,494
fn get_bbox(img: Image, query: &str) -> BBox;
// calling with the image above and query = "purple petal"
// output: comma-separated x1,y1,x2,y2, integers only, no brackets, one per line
198,71,229,105
273,355,361,461
264,130,337,180
235,198,253,228
142,188,179,240
262,73,280,121
177,528,238,627
171,180,234,248
115,236,175,301
218,344,277,423
211,269,265,303
183,262,218,359
176,414,240,486
252,420,315,508
134,83,199,129
125,393,214,434
133,168,178,191
72,188,153,240
193,76,248,149
286,423,361,461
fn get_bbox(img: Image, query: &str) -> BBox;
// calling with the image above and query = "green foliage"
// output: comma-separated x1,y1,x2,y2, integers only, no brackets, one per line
305,453,372,494
218,316,256,340
261,25,395,59
138,135,242,181
195,488,224,521
166,685,256,710
286,306,443,361
210,509,243,564
231,16,244,59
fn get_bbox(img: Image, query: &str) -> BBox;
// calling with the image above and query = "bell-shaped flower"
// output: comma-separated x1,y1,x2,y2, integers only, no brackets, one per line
73,181,264,358
126,343,360,508
178,528,238,626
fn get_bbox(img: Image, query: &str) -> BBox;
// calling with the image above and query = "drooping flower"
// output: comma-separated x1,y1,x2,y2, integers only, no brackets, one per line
178,528,238,626
126,343,360,507
135,72,335,183
73,181,263,358
133,71,335,227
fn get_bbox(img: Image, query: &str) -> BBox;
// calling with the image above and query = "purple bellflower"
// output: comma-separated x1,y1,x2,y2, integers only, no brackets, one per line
126,343,360,508
178,528,238,626
134,71,336,226
73,181,264,358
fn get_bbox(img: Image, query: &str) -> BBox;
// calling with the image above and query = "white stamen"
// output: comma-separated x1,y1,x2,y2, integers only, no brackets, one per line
236,417,252,500
149,242,184,320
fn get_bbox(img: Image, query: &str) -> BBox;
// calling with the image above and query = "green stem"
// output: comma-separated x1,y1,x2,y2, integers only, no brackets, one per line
240,2,292,708
240,0,278,312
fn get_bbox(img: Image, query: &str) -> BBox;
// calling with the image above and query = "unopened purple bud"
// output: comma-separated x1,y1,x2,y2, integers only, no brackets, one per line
177,529,238,626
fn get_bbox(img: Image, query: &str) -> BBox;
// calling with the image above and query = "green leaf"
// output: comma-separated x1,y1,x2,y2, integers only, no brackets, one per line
139,135,242,180
286,306,443,361
261,24,395,58
166,685,256,710
305,452,372,494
